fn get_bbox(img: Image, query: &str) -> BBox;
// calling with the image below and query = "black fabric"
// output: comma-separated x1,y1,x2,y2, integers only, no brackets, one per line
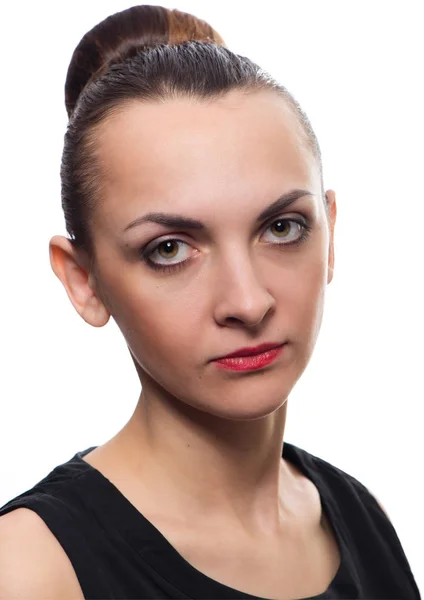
0,441,421,600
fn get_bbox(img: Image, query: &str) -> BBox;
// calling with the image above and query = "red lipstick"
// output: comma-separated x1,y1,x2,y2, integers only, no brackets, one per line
213,343,285,371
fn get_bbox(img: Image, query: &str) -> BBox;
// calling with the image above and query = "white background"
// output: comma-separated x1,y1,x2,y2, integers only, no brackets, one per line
1,0,423,593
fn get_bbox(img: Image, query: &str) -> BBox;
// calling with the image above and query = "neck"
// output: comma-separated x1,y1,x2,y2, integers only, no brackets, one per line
109,387,296,538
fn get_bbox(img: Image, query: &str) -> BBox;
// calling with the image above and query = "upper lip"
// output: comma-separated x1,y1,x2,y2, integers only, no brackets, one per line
214,342,285,360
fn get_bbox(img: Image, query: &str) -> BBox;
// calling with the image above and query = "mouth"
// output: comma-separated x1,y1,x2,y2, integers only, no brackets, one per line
216,342,285,360
212,343,286,372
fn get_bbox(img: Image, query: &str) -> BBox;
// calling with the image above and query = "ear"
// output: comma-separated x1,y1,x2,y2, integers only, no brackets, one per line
49,236,110,327
325,190,337,284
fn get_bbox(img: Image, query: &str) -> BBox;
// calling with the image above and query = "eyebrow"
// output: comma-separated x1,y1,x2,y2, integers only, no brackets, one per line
123,188,313,233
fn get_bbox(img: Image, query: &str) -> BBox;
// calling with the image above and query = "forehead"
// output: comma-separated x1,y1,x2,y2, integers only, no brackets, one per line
94,90,318,226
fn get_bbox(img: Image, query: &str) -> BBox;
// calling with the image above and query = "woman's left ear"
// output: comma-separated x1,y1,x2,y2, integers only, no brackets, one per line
325,189,337,284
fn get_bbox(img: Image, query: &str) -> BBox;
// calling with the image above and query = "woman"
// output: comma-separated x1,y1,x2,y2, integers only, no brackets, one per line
0,5,420,600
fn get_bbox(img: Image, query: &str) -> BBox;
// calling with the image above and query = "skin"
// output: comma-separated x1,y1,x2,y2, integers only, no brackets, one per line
49,89,337,544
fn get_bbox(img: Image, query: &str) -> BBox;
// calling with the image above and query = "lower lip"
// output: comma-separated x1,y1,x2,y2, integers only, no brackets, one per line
214,345,285,371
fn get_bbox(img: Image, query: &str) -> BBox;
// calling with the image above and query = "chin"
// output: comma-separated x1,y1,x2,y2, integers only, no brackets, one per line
182,385,290,422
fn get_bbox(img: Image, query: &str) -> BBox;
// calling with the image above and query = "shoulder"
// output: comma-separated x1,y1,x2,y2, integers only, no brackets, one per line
0,507,85,600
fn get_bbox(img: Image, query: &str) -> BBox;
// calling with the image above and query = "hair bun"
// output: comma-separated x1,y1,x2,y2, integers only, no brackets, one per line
65,4,226,117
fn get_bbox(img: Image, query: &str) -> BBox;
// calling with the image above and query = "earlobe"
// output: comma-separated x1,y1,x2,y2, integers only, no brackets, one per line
48,236,110,327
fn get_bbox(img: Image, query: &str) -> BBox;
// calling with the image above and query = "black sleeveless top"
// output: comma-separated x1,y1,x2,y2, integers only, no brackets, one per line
0,441,420,600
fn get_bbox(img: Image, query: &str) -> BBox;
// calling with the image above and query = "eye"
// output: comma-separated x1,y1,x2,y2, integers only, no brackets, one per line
140,238,194,273
261,217,311,245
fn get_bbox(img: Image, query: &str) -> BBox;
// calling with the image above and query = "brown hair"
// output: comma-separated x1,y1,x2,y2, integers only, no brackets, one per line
61,5,324,260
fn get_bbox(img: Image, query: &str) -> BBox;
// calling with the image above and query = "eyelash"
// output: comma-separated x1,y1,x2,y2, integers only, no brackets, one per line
139,217,313,274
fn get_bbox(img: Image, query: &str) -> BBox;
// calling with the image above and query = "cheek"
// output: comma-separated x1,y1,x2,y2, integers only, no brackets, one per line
113,281,205,366
296,261,327,340
273,250,328,330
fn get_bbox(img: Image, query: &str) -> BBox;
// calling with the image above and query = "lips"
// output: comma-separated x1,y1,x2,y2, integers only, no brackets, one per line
216,342,285,360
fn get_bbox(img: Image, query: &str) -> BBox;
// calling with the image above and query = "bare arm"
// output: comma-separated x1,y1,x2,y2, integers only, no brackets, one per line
0,508,85,600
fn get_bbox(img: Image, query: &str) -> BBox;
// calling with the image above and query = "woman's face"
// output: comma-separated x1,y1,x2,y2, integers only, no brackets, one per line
76,89,336,420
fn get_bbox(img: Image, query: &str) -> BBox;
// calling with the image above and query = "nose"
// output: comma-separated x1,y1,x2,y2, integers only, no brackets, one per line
213,251,276,328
